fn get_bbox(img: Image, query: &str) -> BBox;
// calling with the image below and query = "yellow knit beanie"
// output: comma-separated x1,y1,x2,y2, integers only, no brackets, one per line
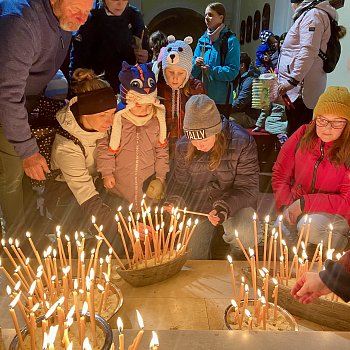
314,86,350,121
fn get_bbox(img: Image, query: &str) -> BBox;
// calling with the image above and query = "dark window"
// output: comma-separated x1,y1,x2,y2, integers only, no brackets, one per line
262,3,270,30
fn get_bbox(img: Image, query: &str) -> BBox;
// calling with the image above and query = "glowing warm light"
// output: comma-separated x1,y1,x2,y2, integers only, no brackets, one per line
117,317,123,332
248,247,254,257
9,292,22,308
67,306,75,320
265,215,270,223
231,299,237,308
253,212,257,220
272,278,278,285
150,331,159,348
91,216,96,224
227,255,233,264
82,301,88,315
29,281,36,295
245,309,251,318
136,309,144,329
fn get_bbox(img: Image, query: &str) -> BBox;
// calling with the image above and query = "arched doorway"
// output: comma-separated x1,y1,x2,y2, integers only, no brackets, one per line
148,8,206,50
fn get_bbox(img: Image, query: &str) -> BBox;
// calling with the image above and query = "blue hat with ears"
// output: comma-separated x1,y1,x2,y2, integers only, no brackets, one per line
260,30,274,44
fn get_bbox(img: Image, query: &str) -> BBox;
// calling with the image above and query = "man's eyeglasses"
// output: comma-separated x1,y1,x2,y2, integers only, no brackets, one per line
315,117,347,129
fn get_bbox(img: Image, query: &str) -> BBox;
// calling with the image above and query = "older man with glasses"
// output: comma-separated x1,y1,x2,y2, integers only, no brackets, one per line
0,0,94,238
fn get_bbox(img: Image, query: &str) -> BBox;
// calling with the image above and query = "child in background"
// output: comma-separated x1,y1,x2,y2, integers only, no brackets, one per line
96,62,169,212
149,30,168,80
256,30,277,73
158,35,205,157
253,103,288,145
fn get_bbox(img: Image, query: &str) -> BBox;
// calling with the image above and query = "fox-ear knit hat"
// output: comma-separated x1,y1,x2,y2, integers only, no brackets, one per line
109,62,167,152
162,35,194,89
313,86,350,121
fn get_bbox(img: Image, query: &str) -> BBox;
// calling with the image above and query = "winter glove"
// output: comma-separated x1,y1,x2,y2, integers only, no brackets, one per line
146,178,164,201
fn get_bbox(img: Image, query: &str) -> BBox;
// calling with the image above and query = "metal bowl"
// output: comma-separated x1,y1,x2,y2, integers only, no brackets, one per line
9,312,113,349
224,299,299,331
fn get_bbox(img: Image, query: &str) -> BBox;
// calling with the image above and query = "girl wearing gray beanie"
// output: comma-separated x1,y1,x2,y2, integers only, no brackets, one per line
166,95,260,259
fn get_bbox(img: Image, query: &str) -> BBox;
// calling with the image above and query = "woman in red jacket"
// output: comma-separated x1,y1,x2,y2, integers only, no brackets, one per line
272,86,350,251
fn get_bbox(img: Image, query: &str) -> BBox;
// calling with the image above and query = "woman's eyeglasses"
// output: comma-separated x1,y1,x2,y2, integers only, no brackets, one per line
315,117,347,129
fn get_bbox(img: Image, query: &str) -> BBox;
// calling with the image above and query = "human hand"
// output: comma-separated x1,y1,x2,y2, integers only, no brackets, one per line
195,57,204,67
134,48,149,63
103,175,116,189
291,272,331,304
162,203,173,214
22,152,50,180
208,209,221,226
201,65,209,74
283,200,302,225
277,82,293,96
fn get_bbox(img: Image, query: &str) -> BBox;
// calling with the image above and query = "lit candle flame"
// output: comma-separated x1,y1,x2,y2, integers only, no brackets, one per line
261,296,266,304
245,284,249,292
82,301,88,315
227,255,233,264
231,299,237,308
91,216,96,224
9,291,21,308
83,337,92,350
32,303,40,313
136,309,144,329
234,230,239,238
248,247,254,257
329,223,333,231
258,289,262,298
278,214,283,222
292,247,297,255
14,281,21,291
272,278,278,285
117,317,123,333
65,235,70,242
265,215,270,223
327,249,335,260
9,237,13,245
48,325,59,346
97,284,104,292
6,286,11,295
150,331,159,348
245,309,251,318
129,203,133,211
259,269,265,278
304,214,308,223
134,230,140,240
67,306,75,321
26,232,31,238
253,212,257,220
29,281,36,295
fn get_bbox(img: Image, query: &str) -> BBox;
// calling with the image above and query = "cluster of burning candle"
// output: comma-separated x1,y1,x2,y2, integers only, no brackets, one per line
116,311,159,350
226,213,342,330
1,227,119,349
92,202,199,271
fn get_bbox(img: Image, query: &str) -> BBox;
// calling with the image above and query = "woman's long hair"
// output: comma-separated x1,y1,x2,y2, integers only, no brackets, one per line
185,131,226,171
299,121,350,168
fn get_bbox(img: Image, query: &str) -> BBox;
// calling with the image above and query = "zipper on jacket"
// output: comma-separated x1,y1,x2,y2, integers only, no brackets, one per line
134,127,140,210
311,142,324,193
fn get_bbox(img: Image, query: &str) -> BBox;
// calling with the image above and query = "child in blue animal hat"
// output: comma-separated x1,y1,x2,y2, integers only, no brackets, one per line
255,30,278,73
96,62,169,212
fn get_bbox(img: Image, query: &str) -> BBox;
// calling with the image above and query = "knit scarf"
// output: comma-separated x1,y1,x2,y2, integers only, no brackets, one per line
293,0,324,21
122,108,153,126
207,23,225,44
109,90,167,152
